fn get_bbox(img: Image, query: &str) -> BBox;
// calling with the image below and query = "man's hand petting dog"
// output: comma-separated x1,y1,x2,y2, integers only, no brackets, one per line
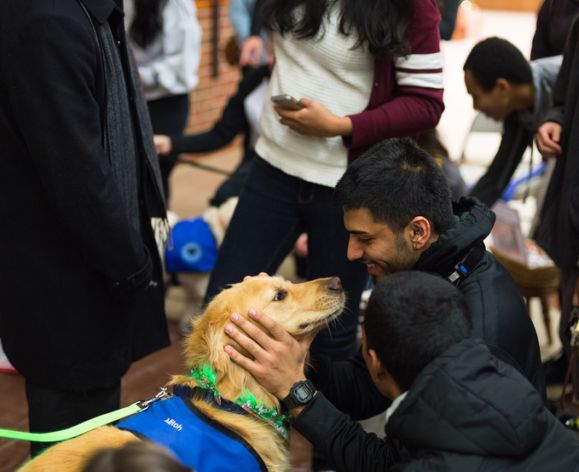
224,309,314,409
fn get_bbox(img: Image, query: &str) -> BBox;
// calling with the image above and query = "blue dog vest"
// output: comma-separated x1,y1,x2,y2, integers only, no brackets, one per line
117,396,266,471
165,217,218,273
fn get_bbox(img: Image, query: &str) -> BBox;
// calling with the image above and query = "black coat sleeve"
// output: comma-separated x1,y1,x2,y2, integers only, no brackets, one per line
552,18,578,112
554,17,579,256
531,0,551,60
308,350,391,420
250,0,264,36
540,17,578,128
6,15,152,294
439,0,460,40
468,115,533,208
170,66,269,154
292,393,399,472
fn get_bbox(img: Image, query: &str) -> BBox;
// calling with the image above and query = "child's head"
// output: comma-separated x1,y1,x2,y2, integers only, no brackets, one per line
362,271,472,396
82,441,192,472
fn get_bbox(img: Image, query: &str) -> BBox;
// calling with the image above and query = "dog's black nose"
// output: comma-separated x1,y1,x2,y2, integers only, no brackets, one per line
326,277,343,292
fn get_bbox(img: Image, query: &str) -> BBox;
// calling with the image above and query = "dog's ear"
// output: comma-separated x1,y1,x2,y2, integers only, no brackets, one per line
203,295,235,376
206,326,229,375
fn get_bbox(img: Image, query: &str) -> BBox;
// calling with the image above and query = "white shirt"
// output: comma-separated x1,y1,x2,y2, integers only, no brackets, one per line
255,5,373,187
125,0,202,101
244,79,269,150
385,391,408,425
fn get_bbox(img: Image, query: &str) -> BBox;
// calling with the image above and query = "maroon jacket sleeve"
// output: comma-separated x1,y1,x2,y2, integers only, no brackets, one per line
346,0,444,150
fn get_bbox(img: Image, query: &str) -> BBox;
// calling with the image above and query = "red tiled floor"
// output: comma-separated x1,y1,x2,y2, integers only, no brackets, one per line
0,371,27,472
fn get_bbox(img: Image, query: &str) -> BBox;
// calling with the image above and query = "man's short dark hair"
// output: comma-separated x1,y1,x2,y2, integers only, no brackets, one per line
364,271,471,391
334,137,453,234
463,37,533,91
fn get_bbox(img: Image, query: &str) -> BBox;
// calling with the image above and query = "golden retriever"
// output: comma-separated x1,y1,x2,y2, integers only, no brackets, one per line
21,275,345,472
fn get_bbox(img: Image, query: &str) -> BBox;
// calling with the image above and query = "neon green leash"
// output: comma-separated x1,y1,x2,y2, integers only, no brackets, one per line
189,364,289,440
0,365,290,443
0,387,169,442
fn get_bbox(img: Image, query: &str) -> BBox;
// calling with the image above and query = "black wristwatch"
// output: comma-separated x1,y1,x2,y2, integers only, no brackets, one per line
280,380,317,411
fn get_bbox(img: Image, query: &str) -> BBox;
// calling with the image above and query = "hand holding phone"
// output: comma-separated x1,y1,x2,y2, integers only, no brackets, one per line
271,94,305,111
273,97,353,138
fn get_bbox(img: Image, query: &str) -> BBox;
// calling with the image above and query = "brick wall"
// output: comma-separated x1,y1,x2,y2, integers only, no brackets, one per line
188,0,241,133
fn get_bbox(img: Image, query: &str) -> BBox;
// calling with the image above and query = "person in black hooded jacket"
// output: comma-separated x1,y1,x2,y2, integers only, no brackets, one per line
322,137,545,404
223,272,578,471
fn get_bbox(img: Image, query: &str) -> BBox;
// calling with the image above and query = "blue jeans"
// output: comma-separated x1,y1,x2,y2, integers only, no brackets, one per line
204,157,368,359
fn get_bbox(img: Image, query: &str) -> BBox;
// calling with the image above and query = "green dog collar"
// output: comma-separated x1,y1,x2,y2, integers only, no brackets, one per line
189,364,289,440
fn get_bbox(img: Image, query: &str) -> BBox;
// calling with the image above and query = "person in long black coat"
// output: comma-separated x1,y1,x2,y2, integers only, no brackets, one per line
0,0,169,455
535,15,579,399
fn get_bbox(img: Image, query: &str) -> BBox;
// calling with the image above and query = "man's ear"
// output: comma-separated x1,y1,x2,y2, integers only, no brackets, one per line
495,78,511,94
406,216,433,250
367,348,385,378
367,349,402,399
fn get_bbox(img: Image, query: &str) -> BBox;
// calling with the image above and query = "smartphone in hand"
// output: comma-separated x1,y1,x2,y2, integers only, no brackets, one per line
271,94,305,111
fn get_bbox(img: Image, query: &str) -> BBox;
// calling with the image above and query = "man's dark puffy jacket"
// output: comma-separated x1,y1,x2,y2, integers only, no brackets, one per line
309,197,545,422
416,197,544,395
295,339,579,472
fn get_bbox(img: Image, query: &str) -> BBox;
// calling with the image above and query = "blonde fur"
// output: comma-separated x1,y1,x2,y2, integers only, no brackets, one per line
20,276,345,472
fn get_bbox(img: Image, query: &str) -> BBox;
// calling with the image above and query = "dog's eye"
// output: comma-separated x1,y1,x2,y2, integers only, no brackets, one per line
273,290,287,302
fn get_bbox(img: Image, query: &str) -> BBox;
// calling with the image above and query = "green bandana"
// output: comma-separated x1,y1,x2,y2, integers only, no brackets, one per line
189,364,289,440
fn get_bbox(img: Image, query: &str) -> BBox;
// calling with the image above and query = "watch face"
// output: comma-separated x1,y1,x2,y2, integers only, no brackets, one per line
294,383,314,402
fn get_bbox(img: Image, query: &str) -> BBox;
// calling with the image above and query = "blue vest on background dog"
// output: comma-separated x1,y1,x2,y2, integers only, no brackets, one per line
165,217,218,272
117,396,265,471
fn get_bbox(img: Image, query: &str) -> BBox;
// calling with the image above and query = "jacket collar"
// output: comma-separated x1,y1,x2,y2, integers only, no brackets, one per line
414,197,493,276
79,0,122,25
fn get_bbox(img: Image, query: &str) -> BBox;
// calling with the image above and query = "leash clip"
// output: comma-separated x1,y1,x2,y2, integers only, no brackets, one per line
137,386,169,411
